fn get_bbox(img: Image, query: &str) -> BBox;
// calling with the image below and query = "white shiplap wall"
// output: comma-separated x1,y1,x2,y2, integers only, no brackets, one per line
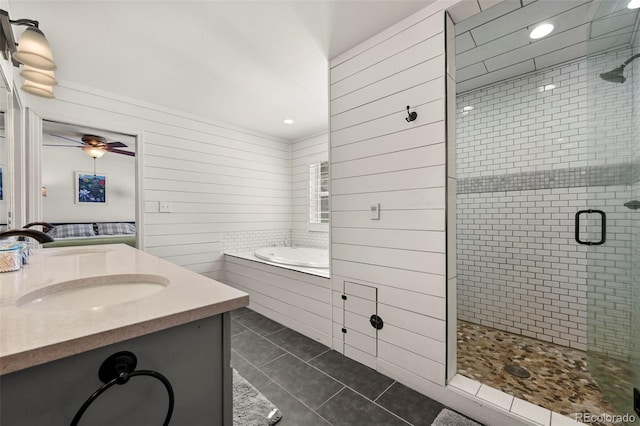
290,132,329,247
330,6,449,388
25,81,291,280
224,255,332,346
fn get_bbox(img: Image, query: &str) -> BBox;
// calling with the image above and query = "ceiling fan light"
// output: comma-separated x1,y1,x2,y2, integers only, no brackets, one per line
82,146,106,158
83,146,106,158
21,80,55,98
20,65,58,86
12,27,57,71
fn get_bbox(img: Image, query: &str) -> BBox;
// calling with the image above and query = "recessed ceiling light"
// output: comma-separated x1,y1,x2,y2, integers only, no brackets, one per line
529,23,554,39
283,119,294,124
628,0,640,8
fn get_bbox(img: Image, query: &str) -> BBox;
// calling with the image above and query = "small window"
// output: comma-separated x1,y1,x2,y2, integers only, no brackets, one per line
309,161,329,226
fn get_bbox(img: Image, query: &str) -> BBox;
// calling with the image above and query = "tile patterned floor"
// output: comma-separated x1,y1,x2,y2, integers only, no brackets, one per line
457,320,638,426
231,308,476,426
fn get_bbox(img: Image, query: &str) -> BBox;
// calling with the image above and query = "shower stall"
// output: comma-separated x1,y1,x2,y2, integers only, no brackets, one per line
455,0,639,422
585,1,639,421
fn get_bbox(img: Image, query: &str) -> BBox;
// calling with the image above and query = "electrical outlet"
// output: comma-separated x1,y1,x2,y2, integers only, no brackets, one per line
370,203,380,220
159,201,172,213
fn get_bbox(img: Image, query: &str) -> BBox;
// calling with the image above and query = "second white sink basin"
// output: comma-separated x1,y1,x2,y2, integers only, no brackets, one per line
17,274,169,311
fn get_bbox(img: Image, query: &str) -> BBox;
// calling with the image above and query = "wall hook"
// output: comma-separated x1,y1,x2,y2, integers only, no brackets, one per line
405,105,417,122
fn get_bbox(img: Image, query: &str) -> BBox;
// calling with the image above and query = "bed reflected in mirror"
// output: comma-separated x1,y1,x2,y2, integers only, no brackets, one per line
40,120,137,248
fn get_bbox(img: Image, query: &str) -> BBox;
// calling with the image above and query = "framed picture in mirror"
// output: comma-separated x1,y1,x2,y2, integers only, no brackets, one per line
75,172,107,204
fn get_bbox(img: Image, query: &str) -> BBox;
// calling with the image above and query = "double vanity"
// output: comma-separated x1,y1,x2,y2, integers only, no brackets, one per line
0,244,248,425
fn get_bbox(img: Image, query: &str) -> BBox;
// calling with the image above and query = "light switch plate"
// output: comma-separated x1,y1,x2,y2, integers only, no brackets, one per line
370,203,380,220
159,201,172,213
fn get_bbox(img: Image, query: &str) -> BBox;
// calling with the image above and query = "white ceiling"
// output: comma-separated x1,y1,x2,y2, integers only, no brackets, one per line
450,0,640,93
9,1,639,140
8,0,435,141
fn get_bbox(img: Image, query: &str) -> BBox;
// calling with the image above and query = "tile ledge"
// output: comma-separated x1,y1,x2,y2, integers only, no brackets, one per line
447,374,587,426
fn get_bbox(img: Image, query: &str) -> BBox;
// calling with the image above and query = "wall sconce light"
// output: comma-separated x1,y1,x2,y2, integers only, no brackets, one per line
20,64,57,85
0,9,57,98
21,79,55,98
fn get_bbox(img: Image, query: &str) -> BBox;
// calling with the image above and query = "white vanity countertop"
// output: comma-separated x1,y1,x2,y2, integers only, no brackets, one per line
0,244,248,375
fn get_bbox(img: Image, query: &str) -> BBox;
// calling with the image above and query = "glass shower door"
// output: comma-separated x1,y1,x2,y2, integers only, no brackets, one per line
585,1,639,423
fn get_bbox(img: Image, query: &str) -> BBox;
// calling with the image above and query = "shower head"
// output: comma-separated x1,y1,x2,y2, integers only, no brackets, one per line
600,66,626,83
599,53,640,84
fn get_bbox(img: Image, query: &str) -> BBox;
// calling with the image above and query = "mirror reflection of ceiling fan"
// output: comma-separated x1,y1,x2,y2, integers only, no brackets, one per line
45,133,135,158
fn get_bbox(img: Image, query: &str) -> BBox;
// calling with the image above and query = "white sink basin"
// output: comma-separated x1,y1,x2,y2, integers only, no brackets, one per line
16,274,169,311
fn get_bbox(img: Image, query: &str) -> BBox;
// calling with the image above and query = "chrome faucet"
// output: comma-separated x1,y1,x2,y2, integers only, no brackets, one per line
0,228,55,243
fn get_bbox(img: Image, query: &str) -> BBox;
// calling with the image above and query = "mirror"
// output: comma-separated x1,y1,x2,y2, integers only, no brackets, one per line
40,120,137,247
0,70,7,231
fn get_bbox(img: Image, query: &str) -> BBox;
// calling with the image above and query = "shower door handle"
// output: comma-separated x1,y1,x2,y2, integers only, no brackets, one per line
575,209,606,246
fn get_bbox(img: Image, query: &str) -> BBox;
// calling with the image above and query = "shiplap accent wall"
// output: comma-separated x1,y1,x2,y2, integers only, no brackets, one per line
329,5,449,389
291,132,329,247
224,256,332,345
25,81,291,280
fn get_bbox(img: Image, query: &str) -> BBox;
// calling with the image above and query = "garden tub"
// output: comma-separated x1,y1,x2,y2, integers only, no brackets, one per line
254,247,329,269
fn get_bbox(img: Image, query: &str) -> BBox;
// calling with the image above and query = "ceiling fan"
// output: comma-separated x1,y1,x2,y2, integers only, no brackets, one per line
45,133,135,157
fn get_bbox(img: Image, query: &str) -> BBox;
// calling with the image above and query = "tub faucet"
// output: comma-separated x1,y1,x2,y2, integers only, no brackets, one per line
0,228,55,243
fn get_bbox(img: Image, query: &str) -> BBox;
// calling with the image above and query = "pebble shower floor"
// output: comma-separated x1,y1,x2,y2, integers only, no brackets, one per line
456,321,637,426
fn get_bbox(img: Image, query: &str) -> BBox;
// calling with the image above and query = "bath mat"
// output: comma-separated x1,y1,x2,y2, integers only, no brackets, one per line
233,369,282,425
432,408,481,426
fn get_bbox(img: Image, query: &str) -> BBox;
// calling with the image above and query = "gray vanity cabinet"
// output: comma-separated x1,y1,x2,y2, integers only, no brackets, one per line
0,314,232,425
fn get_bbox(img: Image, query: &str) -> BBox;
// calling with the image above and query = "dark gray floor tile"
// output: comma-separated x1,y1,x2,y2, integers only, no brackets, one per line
231,319,248,337
309,350,394,400
231,350,272,391
259,382,331,426
231,330,286,367
317,387,409,426
265,328,329,361
260,353,344,410
375,382,444,426
235,311,285,336
230,307,253,319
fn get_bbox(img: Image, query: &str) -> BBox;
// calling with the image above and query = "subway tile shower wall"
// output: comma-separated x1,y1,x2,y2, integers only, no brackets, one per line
631,31,640,367
222,229,291,253
456,50,634,358
291,229,329,249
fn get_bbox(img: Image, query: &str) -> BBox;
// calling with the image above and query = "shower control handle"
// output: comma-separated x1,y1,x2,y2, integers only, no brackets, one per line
575,209,606,246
